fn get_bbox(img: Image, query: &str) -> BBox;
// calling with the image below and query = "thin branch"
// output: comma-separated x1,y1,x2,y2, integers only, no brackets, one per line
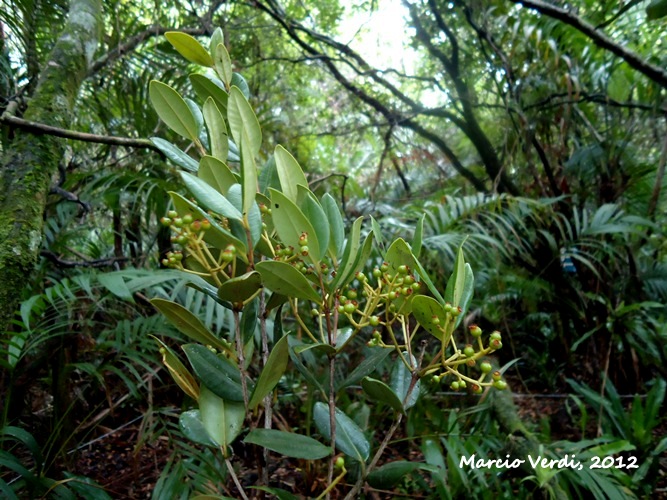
648,129,667,219
510,0,667,88
0,114,158,150
40,250,129,268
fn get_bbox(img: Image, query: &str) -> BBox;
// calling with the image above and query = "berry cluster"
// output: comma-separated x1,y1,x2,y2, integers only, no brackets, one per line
429,325,507,392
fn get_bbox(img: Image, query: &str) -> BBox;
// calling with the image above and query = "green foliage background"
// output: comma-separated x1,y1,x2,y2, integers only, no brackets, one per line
0,0,665,497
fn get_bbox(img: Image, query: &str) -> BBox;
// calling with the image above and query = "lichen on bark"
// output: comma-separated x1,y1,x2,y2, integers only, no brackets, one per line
0,0,102,333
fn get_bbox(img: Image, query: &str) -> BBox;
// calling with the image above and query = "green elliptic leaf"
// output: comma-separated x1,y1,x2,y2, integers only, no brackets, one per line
445,245,466,308
169,192,247,259
274,145,309,203
149,81,199,142
370,216,385,255
288,338,326,396
390,353,420,411
321,193,344,258
217,271,262,302
255,260,321,304
367,461,423,489
361,377,404,413
209,27,224,56
203,98,229,162
151,335,199,401
198,155,236,195
190,74,229,112
151,299,228,352
198,385,245,449
180,171,243,220
231,73,250,99
331,217,362,290
269,189,321,263
185,98,207,150
244,428,330,459
240,297,259,345
248,335,289,409
150,137,198,172
338,232,373,291
240,133,258,216
228,86,261,156
454,263,474,328
336,348,391,390
385,238,417,275
297,186,329,256
165,32,214,67
214,43,233,88
313,402,370,462
179,409,216,447
411,295,447,340
182,344,244,402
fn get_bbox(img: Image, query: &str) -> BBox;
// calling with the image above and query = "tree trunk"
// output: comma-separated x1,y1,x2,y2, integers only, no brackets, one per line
0,0,102,333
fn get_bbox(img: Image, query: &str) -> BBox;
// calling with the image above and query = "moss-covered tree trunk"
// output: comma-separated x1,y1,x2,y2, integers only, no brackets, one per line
0,0,102,333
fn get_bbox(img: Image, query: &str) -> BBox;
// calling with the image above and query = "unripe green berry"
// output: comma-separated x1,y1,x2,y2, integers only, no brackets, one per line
225,245,237,255
469,324,482,337
380,263,389,272
404,275,415,285
388,291,397,300
176,235,188,245
190,220,202,232
300,246,309,256
298,232,308,247
411,282,420,291
463,345,475,358
491,370,502,381
493,380,508,390
160,217,171,227
480,362,492,373
347,289,358,300
458,380,466,389
201,219,211,230
182,214,193,225
369,315,380,326
221,250,234,262
344,302,356,314
490,331,502,341
444,303,453,313
397,265,408,275
472,384,483,394
355,271,367,282
373,268,382,278
451,381,460,391
168,210,178,218
490,339,503,350
432,375,440,383
431,315,440,325
161,258,169,267
311,308,319,317
173,217,184,228
335,457,345,469
337,305,345,314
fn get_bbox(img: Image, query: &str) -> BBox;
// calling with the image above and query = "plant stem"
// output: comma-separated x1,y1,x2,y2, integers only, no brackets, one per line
327,354,336,499
225,456,249,500
260,290,271,487
233,310,250,413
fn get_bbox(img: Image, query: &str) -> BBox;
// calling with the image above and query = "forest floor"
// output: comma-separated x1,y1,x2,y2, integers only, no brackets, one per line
65,391,667,499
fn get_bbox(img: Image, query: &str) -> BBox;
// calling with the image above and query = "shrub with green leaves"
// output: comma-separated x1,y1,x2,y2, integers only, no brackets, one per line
147,29,507,498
